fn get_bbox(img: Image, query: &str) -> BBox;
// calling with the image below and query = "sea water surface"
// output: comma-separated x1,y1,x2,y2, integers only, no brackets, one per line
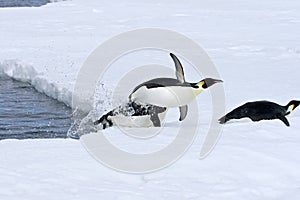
0,76,72,140
0,0,50,7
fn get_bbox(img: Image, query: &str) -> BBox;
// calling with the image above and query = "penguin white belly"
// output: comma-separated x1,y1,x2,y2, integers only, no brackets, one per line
131,86,201,107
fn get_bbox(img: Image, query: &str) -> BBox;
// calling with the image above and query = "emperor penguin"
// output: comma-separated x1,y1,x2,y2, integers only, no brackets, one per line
219,100,300,126
129,53,223,121
94,102,167,129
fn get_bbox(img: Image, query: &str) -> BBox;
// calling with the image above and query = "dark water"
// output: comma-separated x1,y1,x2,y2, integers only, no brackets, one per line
0,76,72,140
0,0,50,7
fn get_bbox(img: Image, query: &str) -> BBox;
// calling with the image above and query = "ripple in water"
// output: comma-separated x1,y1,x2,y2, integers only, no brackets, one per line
0,76,72,140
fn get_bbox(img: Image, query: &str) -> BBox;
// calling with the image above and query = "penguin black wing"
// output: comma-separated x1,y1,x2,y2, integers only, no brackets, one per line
179,105,188,121
277,114,290,127
170,53,189,121
170,53,185,83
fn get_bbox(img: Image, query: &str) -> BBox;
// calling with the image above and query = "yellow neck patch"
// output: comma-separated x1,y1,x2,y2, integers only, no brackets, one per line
193,81,205,95
287,104,295,113
197,81,205,88
291,104,295,110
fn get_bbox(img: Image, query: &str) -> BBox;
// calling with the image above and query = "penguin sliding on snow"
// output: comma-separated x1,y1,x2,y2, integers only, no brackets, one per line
94,101,167,129
219,100,300,126
129,53,223,121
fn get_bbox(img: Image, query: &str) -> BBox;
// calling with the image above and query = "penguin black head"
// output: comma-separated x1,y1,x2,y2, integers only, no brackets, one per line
198,78,223,89
286,100,300,112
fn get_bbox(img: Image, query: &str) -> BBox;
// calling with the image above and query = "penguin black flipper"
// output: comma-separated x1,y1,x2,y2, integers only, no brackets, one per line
170,53,189,121
170,53,185,83
277,114,290,127
179,105,188,121
150,113,161,127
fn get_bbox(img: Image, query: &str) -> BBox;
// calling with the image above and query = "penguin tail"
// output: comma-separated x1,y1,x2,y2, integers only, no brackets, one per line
218,115,228,124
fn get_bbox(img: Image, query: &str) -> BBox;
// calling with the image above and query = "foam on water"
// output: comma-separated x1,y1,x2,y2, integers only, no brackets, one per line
0,60,116,139
0,60,72,107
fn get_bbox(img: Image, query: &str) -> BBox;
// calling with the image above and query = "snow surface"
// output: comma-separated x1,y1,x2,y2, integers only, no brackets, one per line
1,0,300,199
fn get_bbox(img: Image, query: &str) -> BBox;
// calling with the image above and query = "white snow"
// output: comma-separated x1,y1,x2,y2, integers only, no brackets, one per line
1,0,300,199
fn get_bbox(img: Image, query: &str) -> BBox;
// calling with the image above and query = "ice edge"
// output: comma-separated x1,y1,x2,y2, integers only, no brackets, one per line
0,60,72,107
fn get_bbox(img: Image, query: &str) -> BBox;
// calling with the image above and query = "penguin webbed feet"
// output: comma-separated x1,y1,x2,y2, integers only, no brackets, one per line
94,111,114,130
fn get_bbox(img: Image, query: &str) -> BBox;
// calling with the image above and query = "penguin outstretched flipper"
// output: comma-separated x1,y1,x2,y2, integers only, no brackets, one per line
150,113,161,127
148,105,167,126
170,53,189,121
170,53,185,83
179,105,188,121
277,114,290,127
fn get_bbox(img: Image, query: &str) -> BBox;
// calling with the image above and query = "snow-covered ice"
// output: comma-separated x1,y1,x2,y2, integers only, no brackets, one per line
1,0,300,199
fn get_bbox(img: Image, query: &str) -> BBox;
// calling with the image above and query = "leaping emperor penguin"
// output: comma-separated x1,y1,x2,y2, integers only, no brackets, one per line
129,53,223,121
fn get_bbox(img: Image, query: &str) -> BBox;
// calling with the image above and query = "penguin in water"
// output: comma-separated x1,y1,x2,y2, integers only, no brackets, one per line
219,100,300,126
129,53,223,121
